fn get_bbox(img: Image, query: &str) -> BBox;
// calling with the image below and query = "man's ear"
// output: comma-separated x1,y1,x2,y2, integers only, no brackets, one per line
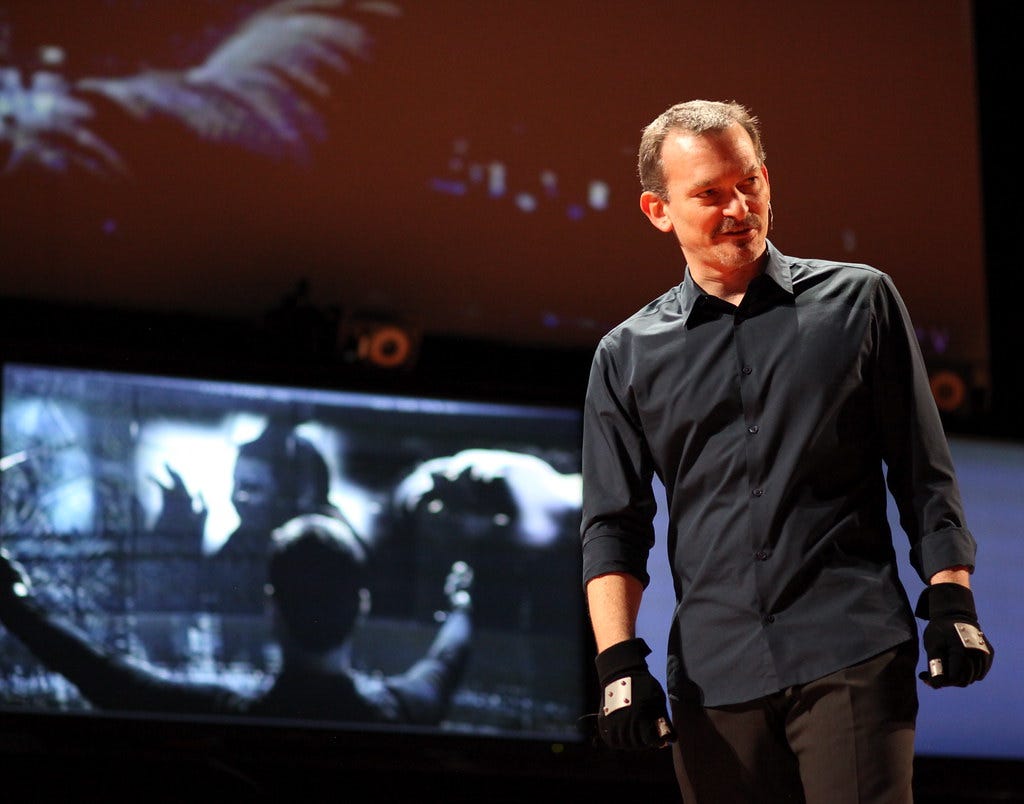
640,191,674,233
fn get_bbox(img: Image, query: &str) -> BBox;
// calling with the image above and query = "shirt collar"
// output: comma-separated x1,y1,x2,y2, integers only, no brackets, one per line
678,240,794,326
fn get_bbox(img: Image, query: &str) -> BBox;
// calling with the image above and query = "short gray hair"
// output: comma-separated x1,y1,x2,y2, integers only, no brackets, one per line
638,100,765,200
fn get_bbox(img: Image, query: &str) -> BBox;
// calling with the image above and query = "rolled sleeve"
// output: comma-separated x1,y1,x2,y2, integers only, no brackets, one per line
911,525,977,581
580,338,657,589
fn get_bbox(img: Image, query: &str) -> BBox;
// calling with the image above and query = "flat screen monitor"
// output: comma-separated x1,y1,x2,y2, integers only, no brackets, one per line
0,361,589,762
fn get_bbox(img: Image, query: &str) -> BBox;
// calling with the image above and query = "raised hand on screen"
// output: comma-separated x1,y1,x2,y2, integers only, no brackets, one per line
149,463,208,540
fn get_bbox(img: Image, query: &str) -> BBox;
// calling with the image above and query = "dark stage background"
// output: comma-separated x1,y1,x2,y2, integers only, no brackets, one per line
1,1,1021,801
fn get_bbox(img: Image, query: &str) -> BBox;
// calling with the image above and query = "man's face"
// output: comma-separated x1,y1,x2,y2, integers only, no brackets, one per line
640,123,770,278
232,456,283,530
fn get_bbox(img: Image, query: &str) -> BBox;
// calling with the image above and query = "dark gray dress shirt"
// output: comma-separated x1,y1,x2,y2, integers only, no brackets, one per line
581,241,976,706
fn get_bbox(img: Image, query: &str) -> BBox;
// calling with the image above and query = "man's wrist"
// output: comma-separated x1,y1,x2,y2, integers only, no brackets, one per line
928,566,971,587
595,637,651,682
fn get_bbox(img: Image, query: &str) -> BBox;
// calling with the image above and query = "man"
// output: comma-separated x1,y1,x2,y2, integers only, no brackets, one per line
580,100,993,803
0,514,473,726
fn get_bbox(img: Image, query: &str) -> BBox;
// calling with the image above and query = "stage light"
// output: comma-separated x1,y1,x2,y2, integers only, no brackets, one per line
926,361,981,417
339,316,420,370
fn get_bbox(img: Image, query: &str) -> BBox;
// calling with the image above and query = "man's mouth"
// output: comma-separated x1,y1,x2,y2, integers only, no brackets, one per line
716,214,763,239
718,227,754,239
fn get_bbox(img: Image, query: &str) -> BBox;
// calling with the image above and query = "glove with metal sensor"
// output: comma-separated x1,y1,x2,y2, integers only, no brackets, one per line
916,582,993,688
595,637,675,750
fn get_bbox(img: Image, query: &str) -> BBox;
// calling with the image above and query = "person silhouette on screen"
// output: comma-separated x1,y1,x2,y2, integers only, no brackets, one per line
209,421,349,611
580,99,995,803
0,514,473,727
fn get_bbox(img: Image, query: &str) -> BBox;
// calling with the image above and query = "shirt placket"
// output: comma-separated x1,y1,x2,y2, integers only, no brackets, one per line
733,309,774,628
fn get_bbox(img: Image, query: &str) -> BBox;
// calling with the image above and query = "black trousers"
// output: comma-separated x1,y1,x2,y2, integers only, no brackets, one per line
670,640,919,804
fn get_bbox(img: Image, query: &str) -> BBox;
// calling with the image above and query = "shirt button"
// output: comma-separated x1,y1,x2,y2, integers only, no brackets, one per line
762,614,775,625
741,366,753,375
755,550,769,561
747,424,760,434
752,487,764,497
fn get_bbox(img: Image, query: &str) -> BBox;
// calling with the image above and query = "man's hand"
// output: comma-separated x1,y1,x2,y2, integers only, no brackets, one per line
443,561,474,612
595,637,675,750
149,463,208,535
915,583,994,688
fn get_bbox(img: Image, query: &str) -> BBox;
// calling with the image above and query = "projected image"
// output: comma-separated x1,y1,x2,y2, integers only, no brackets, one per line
0,1,609,213
0,1,990,373
0,0,401,175
0,363,586,739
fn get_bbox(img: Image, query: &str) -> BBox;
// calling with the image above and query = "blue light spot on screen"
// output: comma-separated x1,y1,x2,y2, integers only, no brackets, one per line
540,170,558,197
588,180,610,210
515,193,537,213
428,178,467,196
487,162,507,197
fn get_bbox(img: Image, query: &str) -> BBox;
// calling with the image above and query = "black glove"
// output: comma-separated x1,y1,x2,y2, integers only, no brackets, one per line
915,583,993,688
595,637,675,750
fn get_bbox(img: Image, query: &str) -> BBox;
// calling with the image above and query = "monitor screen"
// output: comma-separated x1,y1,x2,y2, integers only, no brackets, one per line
0,361,588,744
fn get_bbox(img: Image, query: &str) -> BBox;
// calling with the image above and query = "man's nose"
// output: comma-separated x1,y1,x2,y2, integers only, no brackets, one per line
722,189,750,219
